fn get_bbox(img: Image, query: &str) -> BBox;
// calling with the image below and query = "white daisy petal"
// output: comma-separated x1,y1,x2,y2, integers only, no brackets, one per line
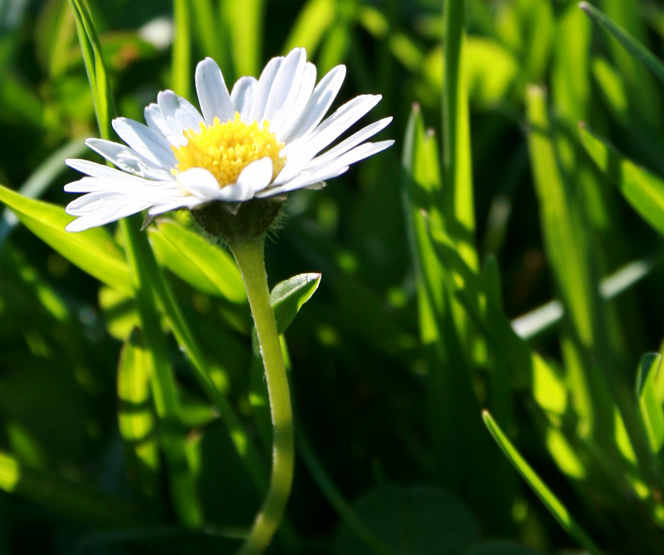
112,118,177,167
280,64,346,144
249,56,283,123
263,48,306,123
305,140,395,176
236,158,274,192
66,159,147,183
195,57,235,125
145,103,186,147
256,165,349,198
66,197,154,232
274,62,317,139
276,94,382,185
158,90,205,138
85,139,174,180
148,196,206,216
305,117,393,171
231,77,258,122
177,167,255,202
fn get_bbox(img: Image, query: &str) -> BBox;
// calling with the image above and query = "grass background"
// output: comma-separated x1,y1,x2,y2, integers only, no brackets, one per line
1,0,664,553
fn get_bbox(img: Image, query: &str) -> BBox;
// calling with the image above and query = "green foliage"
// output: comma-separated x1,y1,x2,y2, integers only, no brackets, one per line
3,0,664,554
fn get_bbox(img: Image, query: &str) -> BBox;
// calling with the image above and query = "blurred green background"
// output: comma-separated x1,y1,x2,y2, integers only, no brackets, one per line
2,0,664,553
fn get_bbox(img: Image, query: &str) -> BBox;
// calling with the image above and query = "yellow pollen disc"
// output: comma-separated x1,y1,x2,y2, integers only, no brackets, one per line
172,112,285,189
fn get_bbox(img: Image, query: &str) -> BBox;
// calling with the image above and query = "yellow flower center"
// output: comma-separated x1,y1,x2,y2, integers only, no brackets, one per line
172,113,285,188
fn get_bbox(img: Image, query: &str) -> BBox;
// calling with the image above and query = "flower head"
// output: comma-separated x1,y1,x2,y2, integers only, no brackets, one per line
64,48,393,232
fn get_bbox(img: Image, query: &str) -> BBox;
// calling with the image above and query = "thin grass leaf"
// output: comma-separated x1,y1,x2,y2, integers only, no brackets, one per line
68,0,202,527
483,412,605,555
580,2,664,87
148,219,245,303
636,354,664,458
0,183,132,294
283,0,335,56
172,0,191,98
0,137,87,248
118,329,161,504
223,0,264,77
579,123,664,237
189,0,227,73
0,449,151,527
67,0,114,138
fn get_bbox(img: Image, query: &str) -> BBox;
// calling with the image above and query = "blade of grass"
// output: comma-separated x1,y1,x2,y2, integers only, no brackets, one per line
636,354,664,460
283,0,335,56
483,411,605,555
69,0,202,527
172,0,191,98
222,0,264,77
118,329,161,505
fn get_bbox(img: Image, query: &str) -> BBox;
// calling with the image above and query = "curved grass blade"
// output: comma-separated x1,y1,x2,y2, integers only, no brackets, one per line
580,2,664,87
636,354,664,458
483,411,605,555
0,183,132,295
283,0,335,55
0,137,87,249
148,219,245,303
68,0,202,527
579,123,664,237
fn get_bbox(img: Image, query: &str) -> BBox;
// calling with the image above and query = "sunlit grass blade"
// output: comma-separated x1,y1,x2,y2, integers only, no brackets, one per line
172,0,191,98
67,0,114,138
148,219,245,303
636,354,664,459
0,184,132,294
283,0,335,56
580,2,664,87
222,0,264,77
68,0,202,527
443,0,477,273
0,449,152,527
483,412,605,555
189,0,228,75
0,138,87,248
579,123,664,237
118,329,161,504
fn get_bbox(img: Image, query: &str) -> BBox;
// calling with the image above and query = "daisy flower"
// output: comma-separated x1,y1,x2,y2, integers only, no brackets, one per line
64,47,393,232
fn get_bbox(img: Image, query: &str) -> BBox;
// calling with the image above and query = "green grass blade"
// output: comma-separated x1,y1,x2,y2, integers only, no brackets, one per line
283,0,335,56
483,412,605,555
579,123,664,237
0,184,132,294
0,449,151,527
189,0,228,74
121,217,203,528
443,0,477,273
118,329,161,504
580,2,664,94
223,0,264,77
148,219,245,303
67,0,114,139
636,354,664,458
172,0,191,98
0,138,87,248
67,0,202,527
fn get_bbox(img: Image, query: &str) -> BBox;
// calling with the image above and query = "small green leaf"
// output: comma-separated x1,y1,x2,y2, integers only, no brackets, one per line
580,2,664,87
579,123,664,237
148,219,246,303
271,273,321,335
0,184,132,294
483,411,604,555
336,486,479,555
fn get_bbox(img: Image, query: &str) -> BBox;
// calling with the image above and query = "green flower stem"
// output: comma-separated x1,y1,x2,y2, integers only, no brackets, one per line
229,237,295,555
